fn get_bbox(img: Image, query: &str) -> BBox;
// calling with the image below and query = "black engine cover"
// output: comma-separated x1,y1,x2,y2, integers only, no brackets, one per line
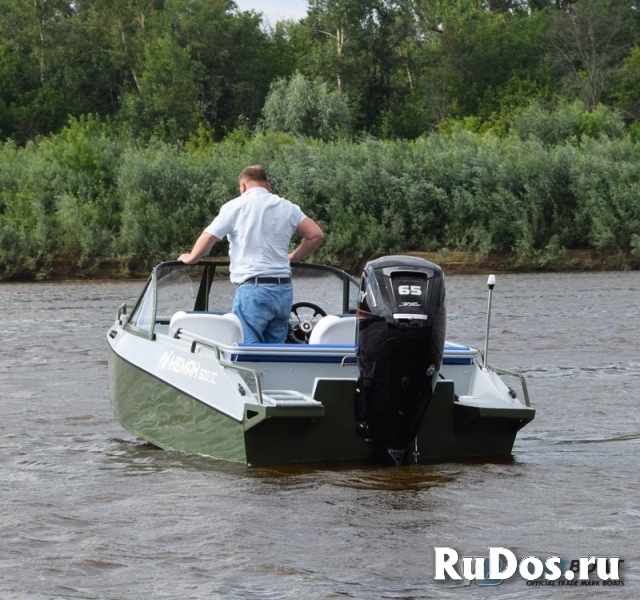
355,256,446,465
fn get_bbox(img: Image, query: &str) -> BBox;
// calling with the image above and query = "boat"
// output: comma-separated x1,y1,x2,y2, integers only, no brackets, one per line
107,256,535,467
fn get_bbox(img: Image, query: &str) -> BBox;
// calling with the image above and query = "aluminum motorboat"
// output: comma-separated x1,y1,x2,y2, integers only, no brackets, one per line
107,256,535,466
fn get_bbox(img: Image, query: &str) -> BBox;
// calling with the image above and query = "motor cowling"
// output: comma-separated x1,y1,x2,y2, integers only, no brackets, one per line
355,256,446,465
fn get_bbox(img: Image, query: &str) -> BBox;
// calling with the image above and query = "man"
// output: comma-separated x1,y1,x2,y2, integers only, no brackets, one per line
178,165,324,344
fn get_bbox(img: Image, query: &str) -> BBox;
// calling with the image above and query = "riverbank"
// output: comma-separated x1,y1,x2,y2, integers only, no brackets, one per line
406,249,640,275
1,249,638,283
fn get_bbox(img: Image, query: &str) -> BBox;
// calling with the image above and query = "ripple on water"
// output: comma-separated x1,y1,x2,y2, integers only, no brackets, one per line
1,273,639,599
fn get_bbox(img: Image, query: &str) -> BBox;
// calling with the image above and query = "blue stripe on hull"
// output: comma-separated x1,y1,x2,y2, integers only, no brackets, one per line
232,343,474,365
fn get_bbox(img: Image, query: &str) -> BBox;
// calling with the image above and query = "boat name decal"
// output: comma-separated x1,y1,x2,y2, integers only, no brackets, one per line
157,351,218,384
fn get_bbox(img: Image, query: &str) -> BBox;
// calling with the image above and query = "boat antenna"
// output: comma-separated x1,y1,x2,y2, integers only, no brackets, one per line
482,274,496,370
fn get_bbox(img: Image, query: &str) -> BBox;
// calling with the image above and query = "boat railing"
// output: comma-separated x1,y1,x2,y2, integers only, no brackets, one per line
488,366,531,408
468,345,531,408
117,302,127,323
187,336,266,405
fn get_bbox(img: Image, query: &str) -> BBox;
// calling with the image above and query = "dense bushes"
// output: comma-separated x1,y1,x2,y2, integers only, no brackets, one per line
1,111,640,280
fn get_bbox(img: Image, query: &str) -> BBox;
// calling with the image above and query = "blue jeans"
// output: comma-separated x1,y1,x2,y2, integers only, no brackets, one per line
232,283,293,344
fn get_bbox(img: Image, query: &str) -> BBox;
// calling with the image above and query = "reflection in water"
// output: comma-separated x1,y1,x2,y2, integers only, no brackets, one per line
1,271,639,598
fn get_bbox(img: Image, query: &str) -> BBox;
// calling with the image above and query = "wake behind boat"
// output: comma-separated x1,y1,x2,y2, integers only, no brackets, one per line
107,256,534,466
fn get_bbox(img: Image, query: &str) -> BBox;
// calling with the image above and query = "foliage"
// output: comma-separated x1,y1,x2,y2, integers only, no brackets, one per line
511,100,626,146
608,45,640,120
117,35,206,142
3,110,640,278
260,72,351,140
1,0,640,143
545,0,637,111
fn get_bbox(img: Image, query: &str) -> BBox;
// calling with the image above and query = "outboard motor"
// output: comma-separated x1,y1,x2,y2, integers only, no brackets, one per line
355,256,446,466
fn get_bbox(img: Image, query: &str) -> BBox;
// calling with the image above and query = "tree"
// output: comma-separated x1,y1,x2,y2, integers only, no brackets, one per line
0,0,81,141
303,0,374,93
74,0,161,97
118,35,205,140
299,0,424,134
429,1,549,120
546,0,637,111
260,72,351,139
164,0,290,136
609,45,640,120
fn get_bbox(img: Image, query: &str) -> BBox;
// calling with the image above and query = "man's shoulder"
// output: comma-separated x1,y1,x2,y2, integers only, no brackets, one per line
225,189,303,219
245,189,299,208
218,194,245,212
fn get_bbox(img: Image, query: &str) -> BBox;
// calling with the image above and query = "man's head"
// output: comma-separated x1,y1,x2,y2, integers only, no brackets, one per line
239,165,270,194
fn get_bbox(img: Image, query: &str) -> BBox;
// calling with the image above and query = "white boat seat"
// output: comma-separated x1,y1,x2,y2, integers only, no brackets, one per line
169,311,244,345
308,315,356,345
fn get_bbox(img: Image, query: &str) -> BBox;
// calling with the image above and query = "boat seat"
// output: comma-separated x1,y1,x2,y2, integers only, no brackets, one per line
308,315,356,345
169,311,244,345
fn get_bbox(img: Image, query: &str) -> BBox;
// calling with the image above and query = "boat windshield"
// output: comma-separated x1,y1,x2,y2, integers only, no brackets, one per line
290,264,359,315
155,264,209,319
126,260,359,336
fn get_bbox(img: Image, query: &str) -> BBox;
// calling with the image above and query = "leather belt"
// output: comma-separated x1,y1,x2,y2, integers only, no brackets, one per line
240,276,292,285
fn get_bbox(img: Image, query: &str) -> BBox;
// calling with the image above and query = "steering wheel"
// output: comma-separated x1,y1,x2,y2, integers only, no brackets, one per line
287,302,327,344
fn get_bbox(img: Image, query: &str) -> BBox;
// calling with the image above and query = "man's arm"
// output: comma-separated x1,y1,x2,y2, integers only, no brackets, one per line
178,232,218,264
288,217,324,263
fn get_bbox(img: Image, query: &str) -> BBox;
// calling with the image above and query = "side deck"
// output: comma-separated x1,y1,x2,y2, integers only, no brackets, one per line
160,320,479,397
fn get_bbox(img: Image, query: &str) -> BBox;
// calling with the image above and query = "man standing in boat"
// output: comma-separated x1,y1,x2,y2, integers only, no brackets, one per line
178,165,324,344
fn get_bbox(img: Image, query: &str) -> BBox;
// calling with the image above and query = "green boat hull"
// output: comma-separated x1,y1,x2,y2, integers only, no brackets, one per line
109,349,535,466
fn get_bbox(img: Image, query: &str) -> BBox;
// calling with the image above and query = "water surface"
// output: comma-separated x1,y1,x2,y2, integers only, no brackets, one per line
1,271,638,599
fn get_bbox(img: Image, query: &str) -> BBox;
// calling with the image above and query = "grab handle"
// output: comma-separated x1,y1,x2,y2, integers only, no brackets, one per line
189,338,265,404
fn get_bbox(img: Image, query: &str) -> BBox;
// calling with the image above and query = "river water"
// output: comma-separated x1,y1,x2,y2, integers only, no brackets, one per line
1,271,638,599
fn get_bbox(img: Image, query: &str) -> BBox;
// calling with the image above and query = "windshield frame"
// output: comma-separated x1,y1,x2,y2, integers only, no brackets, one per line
122,259,359,339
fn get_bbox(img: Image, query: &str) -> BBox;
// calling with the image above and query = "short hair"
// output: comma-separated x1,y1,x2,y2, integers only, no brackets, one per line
239,165,268,184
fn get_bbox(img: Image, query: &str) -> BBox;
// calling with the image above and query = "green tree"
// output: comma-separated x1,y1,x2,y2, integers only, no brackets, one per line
299,0,406,133
74,0,161,97
0,1,78,141
119,35,205,141
260,72,351,139
432,1,549,120
609,45,640,120
166,0,289,136
546,0,638,111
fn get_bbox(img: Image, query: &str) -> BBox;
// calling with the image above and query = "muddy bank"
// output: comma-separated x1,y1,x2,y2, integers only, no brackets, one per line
406,249,640,275
2,250,639,283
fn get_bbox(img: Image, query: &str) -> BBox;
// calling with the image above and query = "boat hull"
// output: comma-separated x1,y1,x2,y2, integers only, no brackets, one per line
109,348,534,466
418,384,535,460
109,348,247,462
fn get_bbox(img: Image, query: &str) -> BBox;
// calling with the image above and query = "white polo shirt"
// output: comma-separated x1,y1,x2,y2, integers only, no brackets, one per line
204,187,306,284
